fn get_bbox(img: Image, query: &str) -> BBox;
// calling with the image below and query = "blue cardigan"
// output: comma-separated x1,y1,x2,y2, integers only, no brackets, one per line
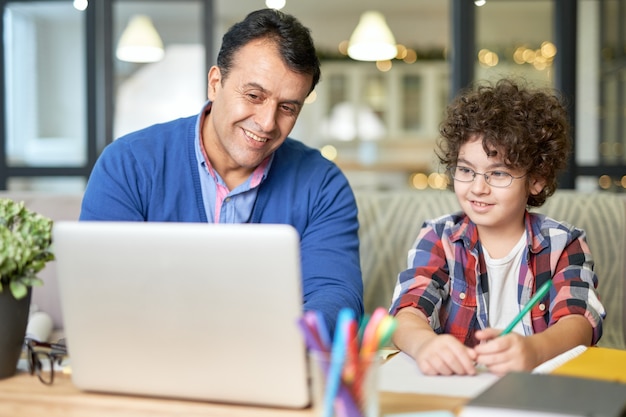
80,115,364,334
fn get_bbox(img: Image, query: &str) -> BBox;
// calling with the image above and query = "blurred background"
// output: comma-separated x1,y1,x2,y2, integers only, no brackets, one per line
0,0,624,193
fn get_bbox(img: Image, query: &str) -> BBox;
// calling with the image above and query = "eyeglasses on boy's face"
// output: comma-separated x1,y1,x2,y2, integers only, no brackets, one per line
448,165,526,188
25,338,67,385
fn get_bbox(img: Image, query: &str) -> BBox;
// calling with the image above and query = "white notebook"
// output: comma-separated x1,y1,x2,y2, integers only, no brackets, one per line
531,345,587,374
379,345,589,399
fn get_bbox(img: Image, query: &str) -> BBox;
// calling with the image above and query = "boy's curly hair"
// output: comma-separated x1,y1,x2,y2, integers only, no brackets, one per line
437,79,571,207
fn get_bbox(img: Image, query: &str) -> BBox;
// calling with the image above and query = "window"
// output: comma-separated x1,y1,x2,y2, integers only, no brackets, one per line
2,1,87,190
112,1,205,139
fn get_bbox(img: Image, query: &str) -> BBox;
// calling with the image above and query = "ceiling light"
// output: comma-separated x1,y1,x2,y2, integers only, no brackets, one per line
116,15,164,63
347,11,397,62
265,0,286,10
73,0,88,11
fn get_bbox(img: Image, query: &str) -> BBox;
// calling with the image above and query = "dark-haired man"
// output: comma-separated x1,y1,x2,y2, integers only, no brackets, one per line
80,9,363,334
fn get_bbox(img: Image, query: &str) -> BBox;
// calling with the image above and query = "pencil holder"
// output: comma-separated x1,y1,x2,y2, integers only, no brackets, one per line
309,349,380,417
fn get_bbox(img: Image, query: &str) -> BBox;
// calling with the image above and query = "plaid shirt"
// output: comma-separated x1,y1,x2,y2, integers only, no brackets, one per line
389,211,606,347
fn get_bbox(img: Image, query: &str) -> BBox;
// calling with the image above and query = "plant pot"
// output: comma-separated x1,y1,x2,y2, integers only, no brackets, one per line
0,285,32,379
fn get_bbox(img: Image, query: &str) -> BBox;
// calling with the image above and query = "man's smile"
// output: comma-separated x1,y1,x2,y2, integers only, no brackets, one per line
244,129,268,143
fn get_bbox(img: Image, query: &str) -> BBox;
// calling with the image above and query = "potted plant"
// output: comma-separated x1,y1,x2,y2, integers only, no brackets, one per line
0,198,54,379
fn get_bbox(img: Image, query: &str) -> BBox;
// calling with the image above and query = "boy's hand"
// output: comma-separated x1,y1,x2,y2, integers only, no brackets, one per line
473,328,540,375
413,334,478,376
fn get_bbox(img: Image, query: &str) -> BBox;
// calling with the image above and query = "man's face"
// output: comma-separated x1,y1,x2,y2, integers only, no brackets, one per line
204,38,313,179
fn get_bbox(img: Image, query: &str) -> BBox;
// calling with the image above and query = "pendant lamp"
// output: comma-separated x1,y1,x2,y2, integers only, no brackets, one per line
347,11,397,61
116,15,164,63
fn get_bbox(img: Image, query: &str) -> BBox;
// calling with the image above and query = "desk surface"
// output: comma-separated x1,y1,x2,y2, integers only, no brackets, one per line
0,371,467,417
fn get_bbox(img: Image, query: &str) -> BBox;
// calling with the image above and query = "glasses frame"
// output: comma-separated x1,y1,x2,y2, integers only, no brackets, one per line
25,338,67,385
448,165,526,188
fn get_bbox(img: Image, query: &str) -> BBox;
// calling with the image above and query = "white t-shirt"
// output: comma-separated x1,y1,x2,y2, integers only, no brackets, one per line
483,233,527,335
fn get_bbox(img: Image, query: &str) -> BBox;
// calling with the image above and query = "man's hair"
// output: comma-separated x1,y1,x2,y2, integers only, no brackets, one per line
437,78,571,207
217,9,321,94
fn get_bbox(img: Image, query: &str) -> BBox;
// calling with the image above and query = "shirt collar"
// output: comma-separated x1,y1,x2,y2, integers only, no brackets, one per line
450,210,540,254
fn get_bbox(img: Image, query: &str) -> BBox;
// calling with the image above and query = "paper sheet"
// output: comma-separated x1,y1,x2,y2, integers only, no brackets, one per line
378,352,500,398
531,344,587,374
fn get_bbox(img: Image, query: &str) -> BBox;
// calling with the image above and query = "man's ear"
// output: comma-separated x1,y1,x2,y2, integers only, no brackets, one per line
207,66,221,101
529,177,546,196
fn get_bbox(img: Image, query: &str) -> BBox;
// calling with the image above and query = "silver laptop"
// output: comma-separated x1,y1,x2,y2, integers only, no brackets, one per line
53,221,310,408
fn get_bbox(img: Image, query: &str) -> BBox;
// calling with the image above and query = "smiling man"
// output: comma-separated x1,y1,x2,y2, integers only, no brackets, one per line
80,9,364,334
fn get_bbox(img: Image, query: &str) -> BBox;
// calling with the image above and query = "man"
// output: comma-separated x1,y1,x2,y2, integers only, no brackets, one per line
80,9,363,334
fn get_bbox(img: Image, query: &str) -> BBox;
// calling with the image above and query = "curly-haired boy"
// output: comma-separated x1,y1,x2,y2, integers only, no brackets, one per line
389,79,606,375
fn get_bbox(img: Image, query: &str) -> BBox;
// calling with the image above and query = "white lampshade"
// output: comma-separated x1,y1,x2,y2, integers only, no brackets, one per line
348,11,397,62
116,15,164,63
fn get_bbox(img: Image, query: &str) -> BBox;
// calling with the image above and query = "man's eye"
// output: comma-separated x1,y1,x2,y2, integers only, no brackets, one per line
280,105,297,114
457,166,473,174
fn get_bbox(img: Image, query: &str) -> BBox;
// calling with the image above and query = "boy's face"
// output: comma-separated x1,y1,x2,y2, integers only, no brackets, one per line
453,136,544,242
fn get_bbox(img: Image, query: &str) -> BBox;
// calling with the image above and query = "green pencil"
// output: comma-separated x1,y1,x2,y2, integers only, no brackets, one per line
500,279,552,336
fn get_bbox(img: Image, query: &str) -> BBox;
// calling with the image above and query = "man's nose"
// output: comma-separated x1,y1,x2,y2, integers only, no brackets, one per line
255,102,277,132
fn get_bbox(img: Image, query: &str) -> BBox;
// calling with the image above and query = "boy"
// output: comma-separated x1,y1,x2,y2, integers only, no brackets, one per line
389,79,605,376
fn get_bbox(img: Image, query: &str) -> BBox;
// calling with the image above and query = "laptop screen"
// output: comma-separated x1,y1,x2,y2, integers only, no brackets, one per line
53,221,310,408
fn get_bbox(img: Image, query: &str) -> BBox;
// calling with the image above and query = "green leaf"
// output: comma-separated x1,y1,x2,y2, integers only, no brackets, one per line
0,198,54,297
9,280,28,300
